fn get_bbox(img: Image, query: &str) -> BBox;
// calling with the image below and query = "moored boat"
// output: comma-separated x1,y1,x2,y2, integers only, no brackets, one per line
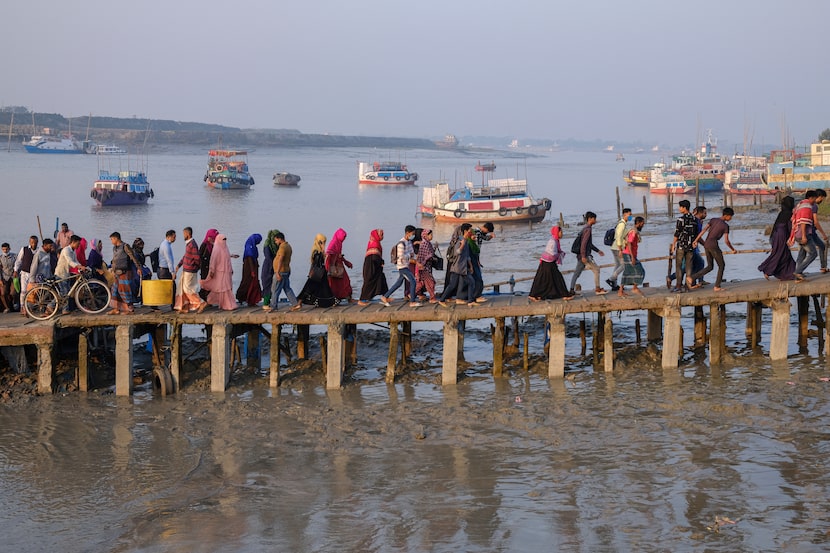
358,161,418,185
765,141,830,190
273,172,301,186
623,166,651,187
205,150,254,190
23,134,83,154
724,167,776,195
648,164,693,194
90,152,153,206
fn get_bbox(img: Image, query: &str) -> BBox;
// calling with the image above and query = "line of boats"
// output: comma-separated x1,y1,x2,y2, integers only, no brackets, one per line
624,132,830,195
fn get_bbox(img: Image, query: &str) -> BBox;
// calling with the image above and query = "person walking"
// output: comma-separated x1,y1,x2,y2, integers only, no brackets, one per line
529,225,573,301
438,226,477,307
607,208,632,291
56,222,73,252
174,226,206,313
263,232,298,311
689,207,737,292
54,235,85,314
236,233,263,306
810,189,828,273
790,190,819,281
156,230,177,306
618,217,646,297
358,229,388,306
381,225,421,307
414,228,439,303
569,211,606,295
296,233,337,309
13,236,39,314
108,232,142,315
670,199,697,293
198,228,219,301
0,242,17,312
758,196,796,280
261,229,281,308
470,222,494,299
200,234,237,310
325,228,354,304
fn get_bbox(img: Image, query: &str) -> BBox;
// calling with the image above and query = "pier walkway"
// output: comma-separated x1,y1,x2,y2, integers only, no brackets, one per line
0,275,828,396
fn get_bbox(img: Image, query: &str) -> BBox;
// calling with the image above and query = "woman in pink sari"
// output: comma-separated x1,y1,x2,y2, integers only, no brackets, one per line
325,228,354,303
200,233,237,310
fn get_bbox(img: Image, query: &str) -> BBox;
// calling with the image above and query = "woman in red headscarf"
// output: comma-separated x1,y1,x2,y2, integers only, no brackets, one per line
529,225,573,301
358,229,388,305
325,228,354,303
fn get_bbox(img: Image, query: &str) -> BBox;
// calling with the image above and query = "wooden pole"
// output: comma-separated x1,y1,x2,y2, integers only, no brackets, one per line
615,186,621,220
604,316,614,372
326,323,345,389
709,303,725,365
547,315,565,378
387,322,399,383
694,306,706,347
210,323,230,392
296,324,309,359
770,299,791,360
635,318,641,345
269,323,281,387
115,323,134,396
579,319,587,356
523,332,529,371
170,323,182,391
662,306,681,369
442,320,460,385
797,296,809,348
642,195,648,221
493,317,505,377
78,332,88,392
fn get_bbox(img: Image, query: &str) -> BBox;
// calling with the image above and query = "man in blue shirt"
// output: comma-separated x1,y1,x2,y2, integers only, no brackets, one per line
157,229,177,306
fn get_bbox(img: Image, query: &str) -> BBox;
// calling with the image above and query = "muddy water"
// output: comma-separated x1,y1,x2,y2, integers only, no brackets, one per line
2,343,830,552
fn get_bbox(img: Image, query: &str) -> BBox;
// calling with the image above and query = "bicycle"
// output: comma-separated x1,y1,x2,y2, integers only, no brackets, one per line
23,270,112,320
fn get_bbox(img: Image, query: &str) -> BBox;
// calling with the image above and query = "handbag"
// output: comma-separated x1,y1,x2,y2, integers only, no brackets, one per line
309,264,326,282
431,246,444,271
327,262,344,279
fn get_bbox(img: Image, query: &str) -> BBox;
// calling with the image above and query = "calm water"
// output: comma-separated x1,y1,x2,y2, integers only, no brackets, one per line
1,147,828,552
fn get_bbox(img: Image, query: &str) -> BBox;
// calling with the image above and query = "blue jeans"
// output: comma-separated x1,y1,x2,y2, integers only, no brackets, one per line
795,236,819,275
386,267,416,299
271,272,297,306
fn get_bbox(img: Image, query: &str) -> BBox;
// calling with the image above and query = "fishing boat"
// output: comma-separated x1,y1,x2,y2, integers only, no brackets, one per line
623,166,652,187
90,144,128,155
765,141,830,190
724,167,776,195
23,134,83,154
273,172,301,186
90,152,153,206
669,130,727,192
358,161,418,185
648,164,693,194
204,150,254,190
419,163,551,223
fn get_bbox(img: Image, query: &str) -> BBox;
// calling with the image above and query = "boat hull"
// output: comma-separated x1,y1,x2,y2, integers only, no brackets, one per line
766,164,830,190
206,176,253,190
420,202,549,224
24,145,83,154
359,176,417,186
273,173,301,186
91,188,152,206
358,161,418,185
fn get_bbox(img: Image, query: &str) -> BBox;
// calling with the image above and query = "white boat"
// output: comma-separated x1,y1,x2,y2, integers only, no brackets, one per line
724,167,775,195
358,161,418,185
273,172,301,186
648,164,693,194
92,144,128,155
23,135,83,154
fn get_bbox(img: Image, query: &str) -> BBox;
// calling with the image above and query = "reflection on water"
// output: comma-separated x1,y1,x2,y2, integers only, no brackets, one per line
1,363,829,551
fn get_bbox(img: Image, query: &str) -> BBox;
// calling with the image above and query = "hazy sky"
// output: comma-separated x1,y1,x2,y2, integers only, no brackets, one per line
3,0,827,147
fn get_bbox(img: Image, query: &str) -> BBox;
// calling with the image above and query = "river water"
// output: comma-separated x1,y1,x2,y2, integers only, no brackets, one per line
1,146,829,552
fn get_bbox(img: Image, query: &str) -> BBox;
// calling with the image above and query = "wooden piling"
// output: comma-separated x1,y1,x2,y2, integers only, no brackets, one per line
37,343,54,394
115,323,134,396
326,323,345,389
770,299,791,360
635,318,641,345
78,332,88,392
604,316,614,372
493,317,505,377
579,319,587,355
170,323,182,391
647,309,662,341
269,323,281,387
402,321,412,359
709,304,726,364
457,320,466,361
442,320,460,385
296,324,309,359
747,302,762,347
247,328,260,364
797,296,810,347
547,314,565,378
694,306,706,347
523,332,529,371
387,322,400,383
662,306,681,369
642,195,648,221
210,323,230,392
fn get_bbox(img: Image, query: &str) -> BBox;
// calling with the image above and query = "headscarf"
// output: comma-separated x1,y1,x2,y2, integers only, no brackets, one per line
243,234,262,260
774,195,795,227
202,228,219,255
76,238,88,266
326,228,347,256
204,233,233,292
365,229,383,257
311,233,327,263
265,229,281,257
541,225,564,264
87,240,103,270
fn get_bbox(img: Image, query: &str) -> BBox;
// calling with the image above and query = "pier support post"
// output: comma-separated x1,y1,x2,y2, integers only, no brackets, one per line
770,299,791,361
493,317,505,378
387,322,400,383
694,306,706,347
170,323,182,391
457,320,466,361
247,328,260,365
402,321,412,360
797,296,810,348
115,324,134,396
78,332,88,392
442,320,460,385
661,306,681,369
37,342,54,395
604,316,614,372
547,314,565,379
326,323,345,389
345,324,357,365
709,304,726,365
747,302,762,347
270,323,281,387
210,323,231,392
297,324,309,359
647,309,663,341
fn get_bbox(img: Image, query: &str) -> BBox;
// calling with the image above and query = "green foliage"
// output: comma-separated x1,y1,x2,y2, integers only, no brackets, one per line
819,128,830,142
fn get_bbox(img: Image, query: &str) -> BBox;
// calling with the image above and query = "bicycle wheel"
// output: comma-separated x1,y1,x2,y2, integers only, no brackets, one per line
75,279,112,314
24,285,60,320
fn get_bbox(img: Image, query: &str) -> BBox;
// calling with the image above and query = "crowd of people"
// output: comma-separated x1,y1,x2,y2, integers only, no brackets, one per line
0,193,822,317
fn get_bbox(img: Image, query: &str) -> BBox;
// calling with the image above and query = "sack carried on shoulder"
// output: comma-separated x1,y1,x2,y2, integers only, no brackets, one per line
309,264,327,282
327,262,344,279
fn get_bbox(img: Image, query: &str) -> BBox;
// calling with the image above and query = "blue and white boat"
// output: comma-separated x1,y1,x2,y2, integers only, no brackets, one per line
90,153,154,206
23,135,83,154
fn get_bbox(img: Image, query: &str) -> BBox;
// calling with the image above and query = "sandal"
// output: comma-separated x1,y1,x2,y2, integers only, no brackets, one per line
595,288,608,295
107,309,120,315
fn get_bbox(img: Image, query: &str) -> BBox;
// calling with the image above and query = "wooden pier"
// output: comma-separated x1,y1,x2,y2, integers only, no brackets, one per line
1,275,828,396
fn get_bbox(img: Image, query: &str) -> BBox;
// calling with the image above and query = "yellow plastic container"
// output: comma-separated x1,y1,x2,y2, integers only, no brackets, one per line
141,279,173,306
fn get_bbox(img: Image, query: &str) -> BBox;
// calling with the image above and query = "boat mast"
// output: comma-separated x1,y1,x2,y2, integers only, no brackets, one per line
6,112,13,152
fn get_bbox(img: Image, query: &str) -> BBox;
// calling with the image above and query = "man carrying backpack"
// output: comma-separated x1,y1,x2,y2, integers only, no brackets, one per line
381,225,421,307
569,211,606,295
606,208,632,292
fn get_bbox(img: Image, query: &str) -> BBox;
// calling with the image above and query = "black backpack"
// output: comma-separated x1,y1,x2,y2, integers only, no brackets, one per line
571,229,584,255
603,227,616,247
148,247,160,273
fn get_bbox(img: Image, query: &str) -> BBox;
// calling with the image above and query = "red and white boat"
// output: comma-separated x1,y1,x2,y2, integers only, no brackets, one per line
358,161,418,185
648,164,694,194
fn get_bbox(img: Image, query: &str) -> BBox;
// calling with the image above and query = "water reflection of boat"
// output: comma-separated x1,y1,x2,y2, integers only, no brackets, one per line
358,161,418,185
273,172,301,186
204,150,254,190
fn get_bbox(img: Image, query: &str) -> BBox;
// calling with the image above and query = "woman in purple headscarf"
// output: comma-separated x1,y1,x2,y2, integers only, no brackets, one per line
325,228,354,303
235,233,263,306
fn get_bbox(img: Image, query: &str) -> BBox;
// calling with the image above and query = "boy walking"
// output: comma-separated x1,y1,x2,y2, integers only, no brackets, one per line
569,211,606,295
690,207,737,291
